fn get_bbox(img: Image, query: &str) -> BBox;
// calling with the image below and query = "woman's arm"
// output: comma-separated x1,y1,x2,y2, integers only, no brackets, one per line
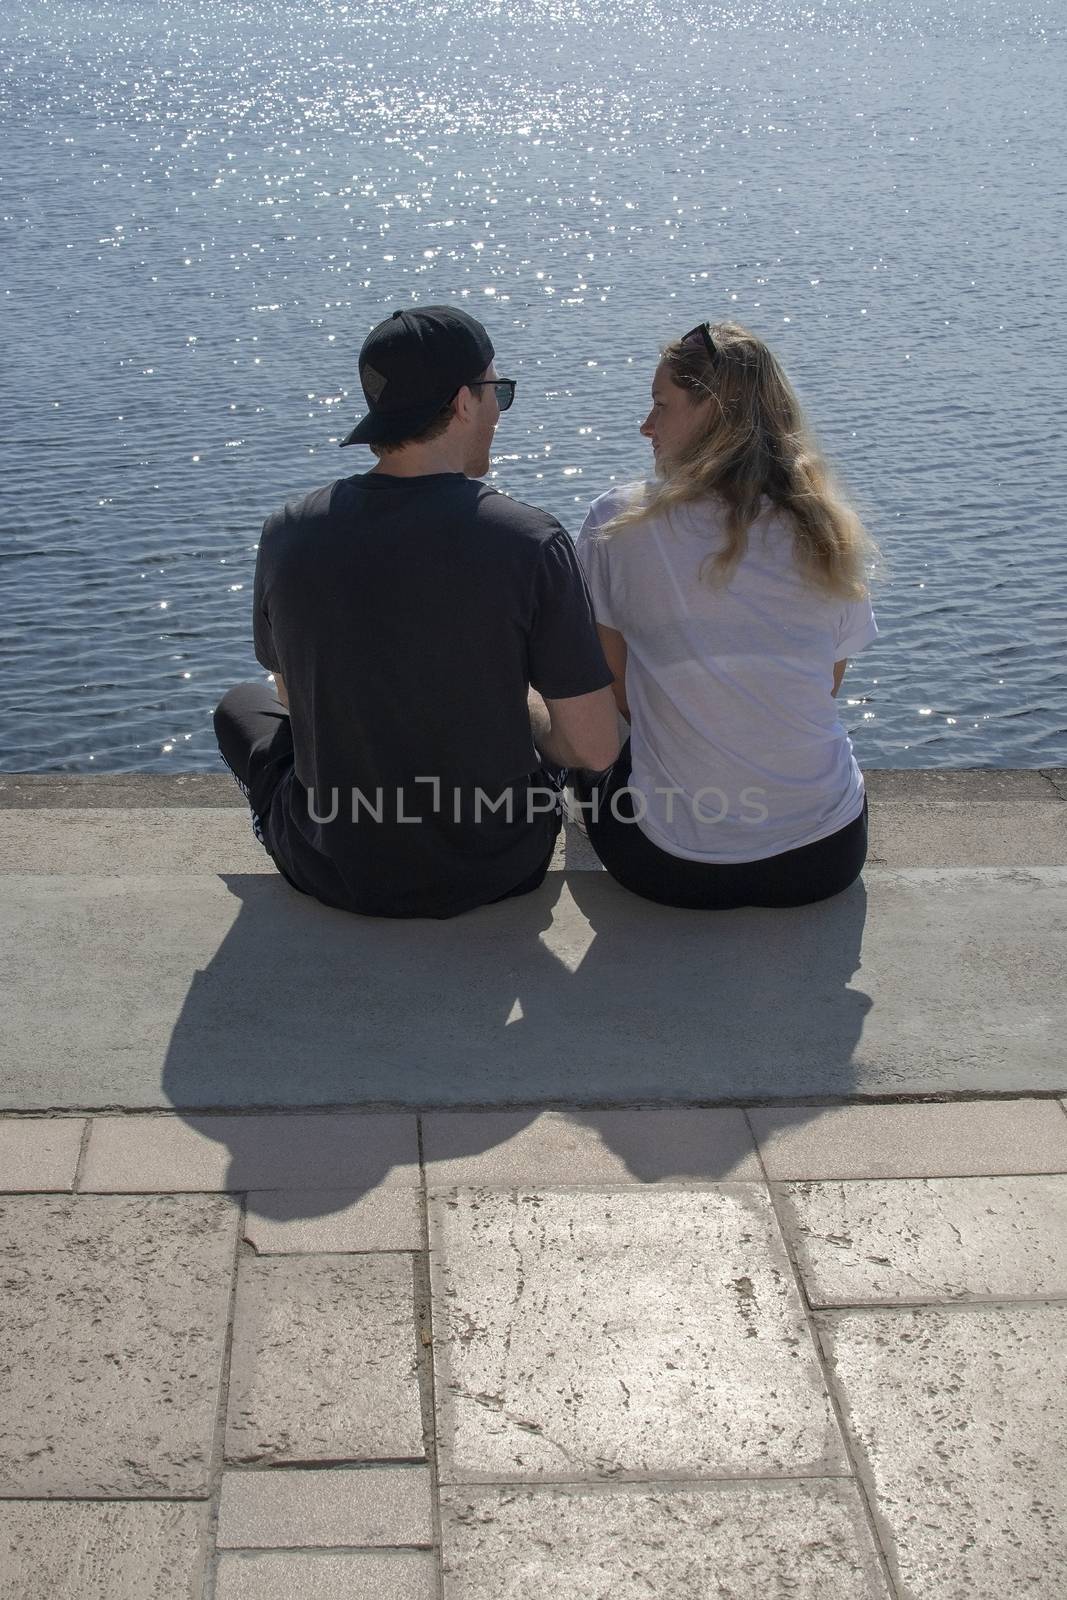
832,659,848,698
598,624,630,721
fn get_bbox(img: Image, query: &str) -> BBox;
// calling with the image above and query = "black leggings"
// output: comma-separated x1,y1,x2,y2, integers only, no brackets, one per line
576,741,868,910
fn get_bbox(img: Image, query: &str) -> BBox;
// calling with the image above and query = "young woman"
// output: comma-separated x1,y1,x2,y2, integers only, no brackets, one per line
574,320,879,910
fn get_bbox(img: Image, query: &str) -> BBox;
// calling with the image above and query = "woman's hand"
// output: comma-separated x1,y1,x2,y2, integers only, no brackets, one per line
598,624,631,721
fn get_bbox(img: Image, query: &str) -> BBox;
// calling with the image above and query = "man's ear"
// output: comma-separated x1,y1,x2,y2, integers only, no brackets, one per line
451,384,477,424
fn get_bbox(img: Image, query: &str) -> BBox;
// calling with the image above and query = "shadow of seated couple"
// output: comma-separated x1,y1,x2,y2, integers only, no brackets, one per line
162,867,870,1221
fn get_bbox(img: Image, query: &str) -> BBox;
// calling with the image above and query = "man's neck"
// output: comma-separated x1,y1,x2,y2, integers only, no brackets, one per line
369,441,473,479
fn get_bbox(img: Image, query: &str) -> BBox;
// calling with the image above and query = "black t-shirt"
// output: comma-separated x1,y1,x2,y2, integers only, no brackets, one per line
252,471,613,918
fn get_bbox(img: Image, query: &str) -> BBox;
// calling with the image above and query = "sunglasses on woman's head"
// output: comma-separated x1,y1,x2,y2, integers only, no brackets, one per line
681,323,719,363
467,378,516,411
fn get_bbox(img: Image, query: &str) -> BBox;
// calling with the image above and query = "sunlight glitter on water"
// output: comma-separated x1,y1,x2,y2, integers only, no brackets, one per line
1,0,1066,769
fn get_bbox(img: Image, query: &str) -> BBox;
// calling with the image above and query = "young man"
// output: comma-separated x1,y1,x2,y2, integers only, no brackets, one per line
214,305,618,918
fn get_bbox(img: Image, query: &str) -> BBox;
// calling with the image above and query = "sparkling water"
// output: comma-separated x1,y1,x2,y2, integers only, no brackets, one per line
2,0,1065,770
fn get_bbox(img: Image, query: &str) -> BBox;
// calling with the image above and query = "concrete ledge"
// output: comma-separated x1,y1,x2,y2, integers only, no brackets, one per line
3,868,1065,1109
1,797,1065,875
1,771,1064,1113
865,768,1066,801
2,768,1066,807
0,773,248,807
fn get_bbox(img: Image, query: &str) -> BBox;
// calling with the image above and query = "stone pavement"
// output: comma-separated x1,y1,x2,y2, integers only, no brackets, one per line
2,1103,1067,1597
1,771,1066,1597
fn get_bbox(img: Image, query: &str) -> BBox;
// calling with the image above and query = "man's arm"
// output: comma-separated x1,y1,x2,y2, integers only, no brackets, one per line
271,672,289,709
529,686,619,772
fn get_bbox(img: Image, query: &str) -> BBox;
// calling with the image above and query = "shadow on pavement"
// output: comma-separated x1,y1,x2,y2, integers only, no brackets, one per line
162,869,870,1217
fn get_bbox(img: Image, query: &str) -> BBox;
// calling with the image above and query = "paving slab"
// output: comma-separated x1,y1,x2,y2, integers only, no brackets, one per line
4,868,1066,1108
749,1100,1067,1178
244,1189,422,1253
439,1480,890,1599
0,1117,83,1191
0,1501,209,1600
80,1113,419,1193
214,1550,437,1599
818,1304,1067,1599
0,1194,237,1496
225,1255,423,1465
429,1185,845,1483
217,1465,433,1548
777,1176,1067,1304
422,1108,762,1187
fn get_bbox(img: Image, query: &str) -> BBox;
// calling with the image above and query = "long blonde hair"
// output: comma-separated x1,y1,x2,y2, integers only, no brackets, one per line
606,321,877,600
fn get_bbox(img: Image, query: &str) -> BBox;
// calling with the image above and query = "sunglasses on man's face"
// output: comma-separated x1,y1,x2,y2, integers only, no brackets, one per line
467,378,516,411
681,323,718,363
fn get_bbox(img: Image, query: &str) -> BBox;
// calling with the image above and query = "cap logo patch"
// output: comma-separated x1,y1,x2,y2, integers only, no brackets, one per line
362,363,388,402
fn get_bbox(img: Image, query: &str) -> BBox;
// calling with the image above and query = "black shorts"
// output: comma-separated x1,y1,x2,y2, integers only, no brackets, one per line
212,681,561,913
574,740,868,911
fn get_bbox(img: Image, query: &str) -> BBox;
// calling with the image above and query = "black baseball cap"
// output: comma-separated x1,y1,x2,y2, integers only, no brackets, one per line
339,305,495,447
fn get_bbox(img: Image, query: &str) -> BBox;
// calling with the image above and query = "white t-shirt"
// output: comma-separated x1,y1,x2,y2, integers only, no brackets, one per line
576,485,879,864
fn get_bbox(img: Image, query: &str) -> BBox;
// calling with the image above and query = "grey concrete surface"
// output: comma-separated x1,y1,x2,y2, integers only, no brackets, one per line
749,1101,1067,1178
0,810,269,875
4,867,1066,1109
439,1481,890,1599
430,1185,845,1484
225,1255,424,1465
422,1108,762,1186
0,1195,237,1496
0,1117,84,1191
777,1176,1067,1304
213,1550,437,1600
80,1113,420,1192
217,1465,433,1548
818,1304,1067,1599
0,1502,208,1600
865,799,1067,866
243,1189,422,1253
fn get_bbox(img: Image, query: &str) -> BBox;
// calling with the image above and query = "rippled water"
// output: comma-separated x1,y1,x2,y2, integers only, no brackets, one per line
2,0,1065,771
